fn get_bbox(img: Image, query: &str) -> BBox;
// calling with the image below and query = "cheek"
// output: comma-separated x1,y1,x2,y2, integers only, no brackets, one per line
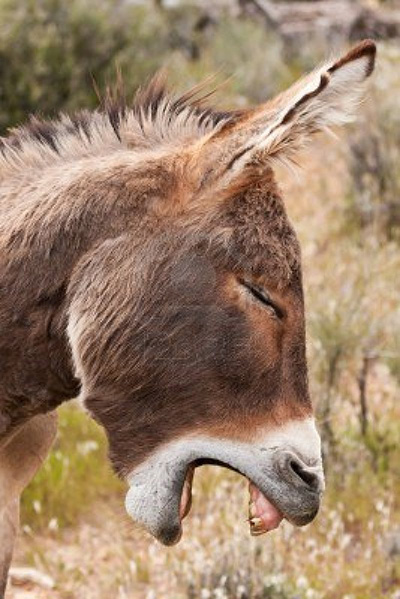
215,277,283,387
210,307,256,391
205,310,283,422
247,307,283,367
222,276,283,372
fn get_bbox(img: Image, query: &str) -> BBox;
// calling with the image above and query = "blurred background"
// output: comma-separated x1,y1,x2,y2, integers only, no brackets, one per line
1,1,399,598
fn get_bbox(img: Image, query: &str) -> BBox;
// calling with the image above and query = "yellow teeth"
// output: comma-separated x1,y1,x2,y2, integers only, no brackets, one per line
249,517,265,536
249,502,257,518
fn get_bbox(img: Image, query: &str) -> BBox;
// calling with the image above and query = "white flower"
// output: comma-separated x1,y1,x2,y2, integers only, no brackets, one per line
297,576,308,588
77,440,99,456
48,518,58,531
33,500,41,514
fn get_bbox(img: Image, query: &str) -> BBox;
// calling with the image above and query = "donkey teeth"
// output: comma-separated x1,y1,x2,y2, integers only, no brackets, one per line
249,501,257,518
251,528,266,537
249,516,266,536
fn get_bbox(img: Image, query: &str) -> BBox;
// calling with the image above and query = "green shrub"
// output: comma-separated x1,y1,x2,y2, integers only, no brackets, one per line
21,403,123,530
0,0,298,133
0,0,169,132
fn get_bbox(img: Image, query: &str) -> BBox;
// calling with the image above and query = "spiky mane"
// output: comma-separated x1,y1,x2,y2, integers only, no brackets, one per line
0,73,238,174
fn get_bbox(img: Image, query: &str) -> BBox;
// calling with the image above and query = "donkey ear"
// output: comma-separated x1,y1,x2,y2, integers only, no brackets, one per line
195,40,376,189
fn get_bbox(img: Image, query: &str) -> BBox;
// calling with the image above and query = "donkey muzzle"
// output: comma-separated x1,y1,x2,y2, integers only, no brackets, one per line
125,419,324,545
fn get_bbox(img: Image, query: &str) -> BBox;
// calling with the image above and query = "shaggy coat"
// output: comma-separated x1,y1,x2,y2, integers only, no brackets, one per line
0,40,375,560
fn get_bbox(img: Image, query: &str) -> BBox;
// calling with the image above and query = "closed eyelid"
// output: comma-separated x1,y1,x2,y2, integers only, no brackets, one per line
238,278,285,319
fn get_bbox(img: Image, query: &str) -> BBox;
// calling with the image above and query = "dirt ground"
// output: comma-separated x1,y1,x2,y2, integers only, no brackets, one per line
6,497,166,599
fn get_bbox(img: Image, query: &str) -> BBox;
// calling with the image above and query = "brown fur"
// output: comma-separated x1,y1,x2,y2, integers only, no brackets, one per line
0,41,377,596
0,412,57,595
0,41,376,478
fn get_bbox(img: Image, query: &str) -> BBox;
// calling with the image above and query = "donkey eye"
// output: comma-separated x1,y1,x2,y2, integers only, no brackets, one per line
239,279,284,319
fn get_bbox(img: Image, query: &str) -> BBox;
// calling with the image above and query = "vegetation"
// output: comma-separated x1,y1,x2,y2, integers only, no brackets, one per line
21,404,122,531
345,45,400,242
1,1,398,598
0,0,304,135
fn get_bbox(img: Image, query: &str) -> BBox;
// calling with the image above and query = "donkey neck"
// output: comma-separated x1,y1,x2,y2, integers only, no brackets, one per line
0,151,155,435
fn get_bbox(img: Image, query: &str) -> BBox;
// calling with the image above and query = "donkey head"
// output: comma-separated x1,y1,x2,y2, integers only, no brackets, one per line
68,41,376,544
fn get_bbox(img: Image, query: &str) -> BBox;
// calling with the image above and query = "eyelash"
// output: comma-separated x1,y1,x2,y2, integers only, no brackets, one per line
239,279,284,319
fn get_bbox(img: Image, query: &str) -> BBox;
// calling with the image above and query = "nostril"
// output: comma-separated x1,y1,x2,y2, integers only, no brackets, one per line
289,459,320,491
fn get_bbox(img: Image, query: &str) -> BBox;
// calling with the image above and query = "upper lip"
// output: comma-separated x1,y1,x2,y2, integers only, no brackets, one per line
184,453,323,525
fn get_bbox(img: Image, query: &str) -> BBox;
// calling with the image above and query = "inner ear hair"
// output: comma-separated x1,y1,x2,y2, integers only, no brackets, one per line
227,40,376,173
188,40,376,199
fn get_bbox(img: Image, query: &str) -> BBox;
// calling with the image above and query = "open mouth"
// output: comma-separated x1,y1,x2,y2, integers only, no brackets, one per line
179,459,283,536
125,423,324,546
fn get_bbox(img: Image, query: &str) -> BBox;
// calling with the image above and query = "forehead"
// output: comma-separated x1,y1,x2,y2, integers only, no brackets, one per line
208,178,302,290
142,159,301,291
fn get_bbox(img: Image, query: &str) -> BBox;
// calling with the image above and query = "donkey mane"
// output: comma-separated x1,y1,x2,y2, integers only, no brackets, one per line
0,73,238,175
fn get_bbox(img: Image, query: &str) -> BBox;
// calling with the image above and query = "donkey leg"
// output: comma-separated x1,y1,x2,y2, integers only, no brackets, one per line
0,498,18,598
0,412,57,597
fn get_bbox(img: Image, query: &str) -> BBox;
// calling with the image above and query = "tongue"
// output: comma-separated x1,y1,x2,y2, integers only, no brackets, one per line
248,482,283,535
179,469,283,536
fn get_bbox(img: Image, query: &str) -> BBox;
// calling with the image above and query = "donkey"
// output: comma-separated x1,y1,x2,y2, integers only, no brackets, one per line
0,40,376,595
